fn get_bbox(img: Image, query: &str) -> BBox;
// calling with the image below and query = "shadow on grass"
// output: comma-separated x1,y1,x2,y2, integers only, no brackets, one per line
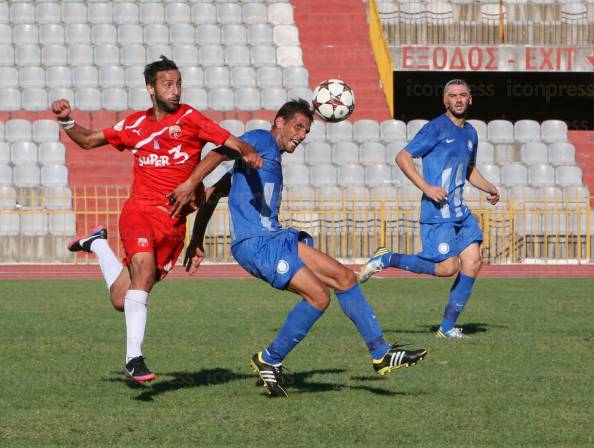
384,322,505,336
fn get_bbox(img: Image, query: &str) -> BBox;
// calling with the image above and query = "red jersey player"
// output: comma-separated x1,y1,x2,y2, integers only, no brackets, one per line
51,56,263,382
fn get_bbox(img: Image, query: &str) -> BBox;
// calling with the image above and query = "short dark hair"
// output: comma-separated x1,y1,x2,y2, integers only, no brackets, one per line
274,99,314,124
444,79,470,95
144,56,179,86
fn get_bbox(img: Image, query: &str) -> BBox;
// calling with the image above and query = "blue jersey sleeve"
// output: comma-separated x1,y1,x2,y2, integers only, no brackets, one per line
405,121,440,158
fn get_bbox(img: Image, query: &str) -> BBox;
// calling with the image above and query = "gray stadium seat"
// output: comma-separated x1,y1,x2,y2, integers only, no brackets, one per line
315,185,342,210
198,45,225,66
219,119,244,137
261,87,287,111
0,143,9,165
139,3,165,24
92,24,117,45
283,66,308,88
281,145,305,165
11,142,38,165
248,24,273,45
326,121,353,143
21,212,48,238
528,164,555,187
494,144,520,165
225,45,251,66
476,142,495,164
555,166,582,187
171,24,196,44
541,120,568,143
36,3,62,24
310,164,337,186
41,164,69,186
88,3,113,25
11,3,35,24
338,164,364,186
243,3,268,24
144,24,169,45
563,185,590,210
0,44,15,66
0,24,11,45
231,66,256,88
245,119,271,132
121,44,146,66
73,66,98,87
0,185,16,210
520,142,548,166
283,164,309,186
234,87,260,111
406,119,428,141
251,45,276,66
173,45,199,66
124,66,146,88
370,185,398,207
102,88,128,111
6,120,32,143
501,163,528,187
69,44,94,66
19,66,45,88
13,164,41,187
257,66,282,88
33,120,60,143
179,66,204,87
118,24,143,45
0,67,19,88
100,65,125,87
48,88,74,106
42,44,68,66
304,142,332,166
332,141,359,165
16,44,41,66
307,120,326,142
208,87,234,111
359,142,386,165
191,4,217,25
23,88,49,111
180,87,208,110
477,163,501,186
342,185,370,209
514,119,541,143
66,24,91,44
268,3,295,25
205,66,230,88
114,3,139,25
548,142,576,166
535,186,564,209
487,119,514,143
353,119,380,143
166,3,191,24
365,164,393,187
0,165,12,186
146,45,172,62
62,3,88,24
39,24,65,45
287,87,312,102
277,46,303,67
217,3,242,24
273,24,299,46
508,185,535,209
386,140,407,163
39,142,66,165
14,24,39,45
75,87,102,111
196,24,221,45
49,66,73,89
0,89,21,111
49,212,76,238
222,24,247,46
44,186,73,211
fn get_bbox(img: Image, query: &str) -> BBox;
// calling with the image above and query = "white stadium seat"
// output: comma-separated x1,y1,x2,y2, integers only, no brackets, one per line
196,24,221,45
73,66,99,87
48,87,74,106
118,24,143,45
92,24,117,45
11,142,38,165
326,121,353,143
251,45,276,66
283,66,308,88
100,65,125,87
129,87,152,110
310,164,337,187
244,3,268,24
261,87,287,111
6,120,32,143
198,45,225,65
304,142,332,166
0,185,17,210
353,119,380,143
144,24,169,45
114,3,139,25
477,163,501,186
19,66,45,88
273,25,299,46
248,24,273,45
36,3,62,24
514,119,541,143
39,142,66,164
21,212,48,237
467,119,488,142
171,24,196,44
95,44,121,66
41,164,69,186
22,86,48,110
0,44,15,66
555,166,582,187
219,119,245,137
16,44,41,66
191,4,217,25
520,142,548,165
231,66,256,88
501,163,528,187
173,45,199,66
282,146,305,166
494,144,520,165
0,143,9,165
234,87,260,111
548,142,576,166
33,120,60,143
257,66,282,88
0,67,18,88
332,141,359,165
276,46,303,67
13,164,41,187
42,44,68,66
380,119,407,142
179,66,204,87
14,24,39,45
166,3,191,24
181,88,208,110
88,3,113,25
39,24,65,45
487,119,514,143
11,3,35,25
0,89,22,111
49,212,76,237
359,142,386,165
102,88,129,111
0,24,11,45
541,120,568,143
365,164,393,187
66,24,91,44
287,87,312,102
406,119,428,141
44,186,73,211
222,24,247,46
0,165,12,186
338,164,365,186
205,66,230,88
283,164,309,186
121,44,146,66
69,44,94,66
62,3,88,25
528,164,555,187
140,3,165,24
268,3,294,25
225,45,251,66
307,120,326,142
476,142,495,164
75,87,102,111
245,119,271,132
217,3,242,24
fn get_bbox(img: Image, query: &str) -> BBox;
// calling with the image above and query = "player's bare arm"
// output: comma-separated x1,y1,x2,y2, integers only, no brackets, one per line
223,135,263,169
183,174,232,273
51,99,108,149
467,165,500,205
396,149,448,203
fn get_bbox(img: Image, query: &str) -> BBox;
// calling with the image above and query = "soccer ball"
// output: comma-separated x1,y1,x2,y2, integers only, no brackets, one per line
312,79,355,122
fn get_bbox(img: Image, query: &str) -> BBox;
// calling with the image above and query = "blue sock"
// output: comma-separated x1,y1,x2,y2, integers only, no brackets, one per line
262,300,323,365
440,272,476,332
381,253,435,275
336,283,390,360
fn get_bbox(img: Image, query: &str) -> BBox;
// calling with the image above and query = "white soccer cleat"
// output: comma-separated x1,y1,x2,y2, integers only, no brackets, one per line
358,247,390,283
436,327,469,339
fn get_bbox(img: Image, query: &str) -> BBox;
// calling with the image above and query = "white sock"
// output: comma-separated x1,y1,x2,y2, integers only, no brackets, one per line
90,239,123,290
124,290,149,362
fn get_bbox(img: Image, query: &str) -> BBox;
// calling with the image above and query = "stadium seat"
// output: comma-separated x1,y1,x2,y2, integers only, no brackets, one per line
287,87,312,102
225,45,251,66
0,143,9,165
353,119,380,143
41,164,68,187
508,185,535,208
563,185,590,210
467,119,488,142
307,120,326,142
205,66,230,88
359,142,386,165
0,185,17,210
494,144,520,165
121,44,146,66
199,45,225,66
6,120,32,143
391,163,412,187
191,4,217,25
92,24,117,45
102,88,128,111
520,142,548,166
337,164,364,186
304,142,332,166
16,44,41,66
282,145,305,165
276,46,303,67
251,45,276,66
244,3,268,24
370,185,398,208
0,44,15,66
342,185,370,210
541,120,568,143
171,24,196,45
406,119,428,141
144,24,169,45
14,24,39,45
380,119,407,142
476,142,495,164
477,163,501,186
268,3,295,25
172,45,198,66
555,166,582,187
273,25,299,46
0,88,20,111
196,24,221,45
514,120,541,143
75,87,102,111
100,65,125,87
0,165,11,186
88,3,113,25
283,164,309,186
315,185,342,210
48,87,74,106
261,87,287,111
528,164,555,187
257,66,283,88
245,119,271,132
66,24,91,44
548,142,576,166
73,66,99,87
326,121,353,143
332,141,359,165
365,164,393,187
13,164,41,187
62,3,88,25
217,3,242,24
69,44,94,66
248,24,273,45
33,121,60,143
219,119,245,137
166,3,191,24
501,163,528,187
283,66,308,88
139,3,165,24
118,24,143,45
39,142,66,165
231,66,256,88
310,164,337,186
114,3,139,25
535,186,564,209
49,212,76,237
123,66,146,89
44,186,73,211
36,3,62,24
284,185,315,209
146,45,172,62
11,142,38,166
39,24,65,45
0,67,18,89
488,120,514,143
11,3,36,25
0,24,11,45
42,44,68,66
179,66,204,87
234,87,261,111
19,66,45,88
180,87,208,110
208,87,234,111
397,185,422,209
386,140,407,163
222,24,247,46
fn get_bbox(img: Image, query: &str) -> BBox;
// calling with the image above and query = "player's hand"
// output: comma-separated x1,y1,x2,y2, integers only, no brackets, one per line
486,187,500,205
183,241,205,274
242,149,264,169
423,185,448,204
51,99,72,120
167,179,202,217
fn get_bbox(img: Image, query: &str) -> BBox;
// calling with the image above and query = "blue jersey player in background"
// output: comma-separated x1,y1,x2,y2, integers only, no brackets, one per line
359,79,500,339
173,100,427,398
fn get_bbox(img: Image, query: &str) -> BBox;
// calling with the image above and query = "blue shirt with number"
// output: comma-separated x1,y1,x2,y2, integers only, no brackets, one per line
404,114,478,224
228,129,284,245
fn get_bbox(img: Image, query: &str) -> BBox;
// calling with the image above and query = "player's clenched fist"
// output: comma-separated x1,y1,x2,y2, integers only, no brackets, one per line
51,99,72,119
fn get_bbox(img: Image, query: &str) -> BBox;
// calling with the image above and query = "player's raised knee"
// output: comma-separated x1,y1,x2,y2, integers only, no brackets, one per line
434,258,459,277
333,266,357,292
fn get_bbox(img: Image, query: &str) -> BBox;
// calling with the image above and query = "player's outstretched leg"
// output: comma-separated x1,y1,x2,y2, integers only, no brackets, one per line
373,344,428,376
68,225,107,252
358,247,436,282
250,352,288,398
124,355,155,383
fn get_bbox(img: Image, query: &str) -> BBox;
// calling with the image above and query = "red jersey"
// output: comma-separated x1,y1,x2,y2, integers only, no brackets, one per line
103,103,231,205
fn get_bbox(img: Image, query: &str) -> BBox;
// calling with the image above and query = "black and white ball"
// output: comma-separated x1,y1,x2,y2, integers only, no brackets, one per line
312,79,355,122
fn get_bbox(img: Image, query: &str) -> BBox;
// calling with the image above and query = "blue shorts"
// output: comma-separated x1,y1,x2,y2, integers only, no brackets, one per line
231,228,305,290
418,213,483,263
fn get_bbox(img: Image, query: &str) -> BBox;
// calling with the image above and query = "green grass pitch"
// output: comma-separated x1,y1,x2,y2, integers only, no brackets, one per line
1,278,593,447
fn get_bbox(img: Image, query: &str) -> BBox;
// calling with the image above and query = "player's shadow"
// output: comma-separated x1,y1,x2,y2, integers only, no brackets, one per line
109,368,252,402
384,322,502,335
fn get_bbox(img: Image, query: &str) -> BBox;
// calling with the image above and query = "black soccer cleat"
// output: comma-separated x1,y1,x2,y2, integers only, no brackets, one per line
125,356,156,383
250,352,288,398
68,225,107,253
372,344,427,376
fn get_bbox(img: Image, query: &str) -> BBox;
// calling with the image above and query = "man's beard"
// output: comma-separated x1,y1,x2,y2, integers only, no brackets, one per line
449,107,467,119
154,95,180,113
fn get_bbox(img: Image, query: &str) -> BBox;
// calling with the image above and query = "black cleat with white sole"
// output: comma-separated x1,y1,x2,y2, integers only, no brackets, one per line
250,352,288,398
373,344,427,376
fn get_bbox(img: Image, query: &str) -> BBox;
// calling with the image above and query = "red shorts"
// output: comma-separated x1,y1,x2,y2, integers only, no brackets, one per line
119,198,186,280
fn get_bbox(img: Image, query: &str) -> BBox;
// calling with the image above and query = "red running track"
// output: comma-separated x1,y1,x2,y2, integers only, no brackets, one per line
1,264,593,280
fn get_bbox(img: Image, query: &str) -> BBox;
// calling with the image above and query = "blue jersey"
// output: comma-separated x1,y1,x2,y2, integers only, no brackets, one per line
228,129,284,246
405,114,478,224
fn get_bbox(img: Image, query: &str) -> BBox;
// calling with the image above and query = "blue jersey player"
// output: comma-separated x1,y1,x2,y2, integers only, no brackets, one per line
359,79,500,339
173,100,427,398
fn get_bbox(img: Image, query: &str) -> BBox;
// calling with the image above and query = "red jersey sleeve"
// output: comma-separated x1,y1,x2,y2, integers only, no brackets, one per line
103,119,130,152
186,110,231,146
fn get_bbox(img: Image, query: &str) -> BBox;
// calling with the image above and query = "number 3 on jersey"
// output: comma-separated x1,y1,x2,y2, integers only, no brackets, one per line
168,144,190,165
